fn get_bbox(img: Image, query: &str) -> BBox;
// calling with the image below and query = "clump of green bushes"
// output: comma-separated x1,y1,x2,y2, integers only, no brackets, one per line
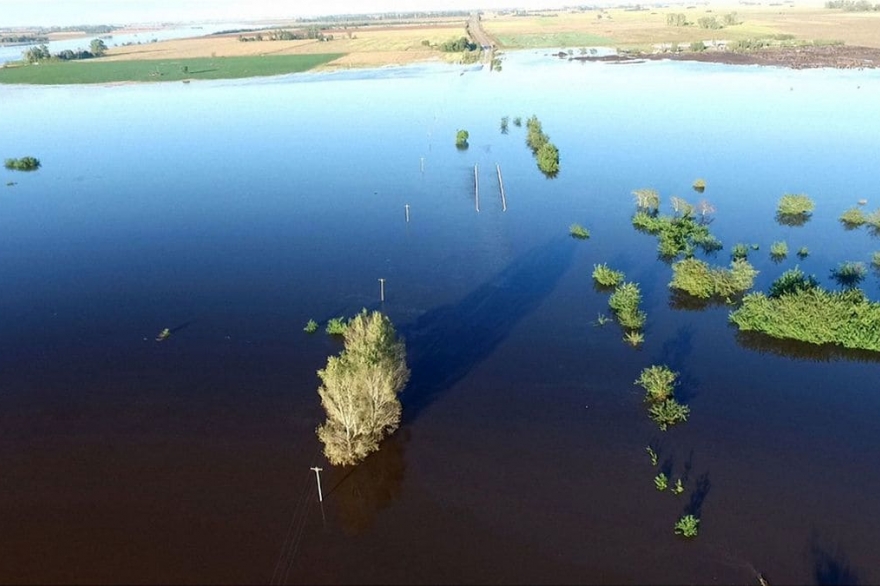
326,316,348,335
770,241,788,261
840,207,867,228
525,115,559,176
455,129,469,149
729,286,880,352
4,156,40,171
675,514,700,538
609,282,647,330
831,261,867,288
630,193,720,259
569,224,590,239
731,243,750,260
776,193,814,225
669,258,758,300
592,263,624,287
635,364,690,431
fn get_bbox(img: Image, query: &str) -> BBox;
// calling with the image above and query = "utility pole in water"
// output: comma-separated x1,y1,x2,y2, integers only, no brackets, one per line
310,467,324,502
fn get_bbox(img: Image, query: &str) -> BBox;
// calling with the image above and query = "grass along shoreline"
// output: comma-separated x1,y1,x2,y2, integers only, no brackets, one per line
0,53,344,84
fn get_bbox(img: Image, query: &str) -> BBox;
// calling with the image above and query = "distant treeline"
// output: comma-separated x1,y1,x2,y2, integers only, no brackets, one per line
238,27,334,42
1,34,49,44
295,10,470,23
23,39,106,63
825,0,880,9
38,24,114,34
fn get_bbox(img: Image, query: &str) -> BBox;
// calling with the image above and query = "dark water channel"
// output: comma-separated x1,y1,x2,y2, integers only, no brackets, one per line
2,52,880,584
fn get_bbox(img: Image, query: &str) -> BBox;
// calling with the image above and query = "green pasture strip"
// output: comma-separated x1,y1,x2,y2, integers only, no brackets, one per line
0,53,345,84
494,32,614,49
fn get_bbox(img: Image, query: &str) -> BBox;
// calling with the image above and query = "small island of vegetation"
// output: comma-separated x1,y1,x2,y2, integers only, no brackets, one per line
4,156,41,171
525,115,560,177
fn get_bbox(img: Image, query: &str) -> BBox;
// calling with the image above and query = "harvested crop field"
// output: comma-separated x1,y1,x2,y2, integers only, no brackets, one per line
98,23,471,68
482,6,880,50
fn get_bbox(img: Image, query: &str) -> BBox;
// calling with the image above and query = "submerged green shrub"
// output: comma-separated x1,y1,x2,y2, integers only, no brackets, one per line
776,193,814,225
624,330,645,347
569,223,590,239
649,398,690,431
770,241,788,260
4,156,40,171
669,258,757,299
304,319,319,333
675,514,700,538
873,252,880,269
692,178,706,193
592,263,625,287
731,243,749,260
729,288,880,352
768,267,819,298
632,188,660,212
840,207,867,228
654,472,668,491
831,261,867,289
796,246,809,259
326,316,348,335
609,282,646,330
635,365,677,402
455,129,469,149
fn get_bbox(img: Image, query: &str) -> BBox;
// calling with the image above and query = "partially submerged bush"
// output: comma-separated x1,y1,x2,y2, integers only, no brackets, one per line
635,365,677,402
609,282,646,330
675,514,700,538
4,156,40,171
649,398,690,431
729,287,880,352
873,252,880,269
624,330,644,347
731,243,749,260
669,258,758,299
304,319,319,333
633,188,660,212
592,263,625,287
840,207,867,228
692,178,706,193
770,241,788,261
776,193,814,225
796,246,809,259
768,267,819,298
569,223,590,239
326,316,348,335
831,261,867,289
455,129,469,149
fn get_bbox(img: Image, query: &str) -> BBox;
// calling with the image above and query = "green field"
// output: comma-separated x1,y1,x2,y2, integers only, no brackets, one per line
0,53,345,85
494,32,614,49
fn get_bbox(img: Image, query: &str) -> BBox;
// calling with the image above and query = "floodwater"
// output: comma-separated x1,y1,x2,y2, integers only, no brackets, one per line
2,51,880,584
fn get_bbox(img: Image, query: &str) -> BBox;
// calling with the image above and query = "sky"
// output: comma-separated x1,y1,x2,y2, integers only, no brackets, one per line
0,0,583,27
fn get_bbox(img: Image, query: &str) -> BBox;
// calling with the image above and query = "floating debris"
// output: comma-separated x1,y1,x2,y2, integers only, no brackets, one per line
155,328,171,342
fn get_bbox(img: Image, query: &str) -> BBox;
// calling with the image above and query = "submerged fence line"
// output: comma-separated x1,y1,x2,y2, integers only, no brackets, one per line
496,163,507,212
474,164,480,212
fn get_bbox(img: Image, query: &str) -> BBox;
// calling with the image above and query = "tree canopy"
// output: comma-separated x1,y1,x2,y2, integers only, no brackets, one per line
316,310,410,466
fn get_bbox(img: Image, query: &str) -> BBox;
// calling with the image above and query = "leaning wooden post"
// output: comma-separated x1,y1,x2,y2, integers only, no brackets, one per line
378,278,385,302
405,204,410,222
474,164,480,213
496,163,507,212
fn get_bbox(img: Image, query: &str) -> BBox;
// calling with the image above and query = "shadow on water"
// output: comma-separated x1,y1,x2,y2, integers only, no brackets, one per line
684,471,711,517
734,329,880,364
809,532,860,586
325,429,409,536
658,324,700,403
400,237,575,422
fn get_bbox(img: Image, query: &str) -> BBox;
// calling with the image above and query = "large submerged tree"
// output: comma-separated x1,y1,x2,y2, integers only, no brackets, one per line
316,310,410,466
